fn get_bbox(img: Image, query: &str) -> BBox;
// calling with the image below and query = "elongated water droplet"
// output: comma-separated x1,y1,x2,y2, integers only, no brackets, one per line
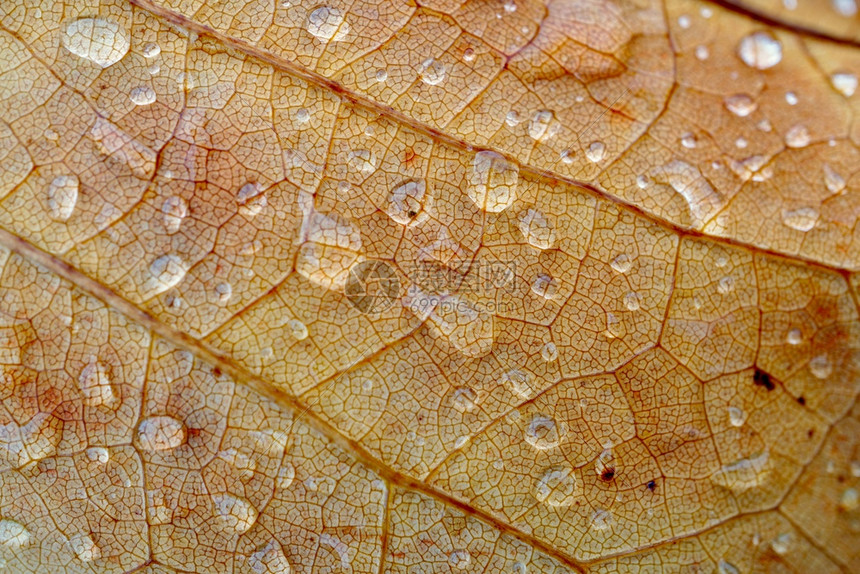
47,175,79,221
771,532,792,555
79,360,116,407
541,341,558,362
468,151,519,213
728,406,745,427
534,466,579,507
307,7,348,41
62,18,130,67
277,462,296,489
649,160,724,229
502,369,534,398
840,488,859,511
527,110,556,141
137,415,186,451
823,164,846,194
718,560,740,574
518,208,555,249
781,207,818,231
161,196,188,234
0,519,31,549
236,182,267,217
129,86,156,106
524,414,566,450
212,494,257,534
448,549,470,570
425,295,495,358
387,179,428,225
809,354,832,379
147,254,188,295
610,253,632,274
737,31,782,69
417,58,446,86
591,508,613,530
710,451,770,491
452,387,478,412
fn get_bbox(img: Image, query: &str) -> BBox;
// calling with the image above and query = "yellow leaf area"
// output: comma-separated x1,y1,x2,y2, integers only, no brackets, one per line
0,0,858,572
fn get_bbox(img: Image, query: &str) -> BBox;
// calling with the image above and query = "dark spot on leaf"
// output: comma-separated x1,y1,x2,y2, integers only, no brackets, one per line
797,396,806,406
407,210,418,218
753,368,775,391
646,480,656,492
807,429,815,438
600,467,616,482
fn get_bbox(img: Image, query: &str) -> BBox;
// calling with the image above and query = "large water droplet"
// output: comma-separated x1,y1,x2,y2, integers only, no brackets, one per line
809,354,832,379
502,369,534,398
737,31,782,69
387,179,428,226
517,208,555,250
524,414,566,450
648,160,724,229
61,18,130,67
212,494,258,534
47,175,79,222
147,254,188,295
137,415,186,451
724,94,757,117
781,206,818,231
248,540,293,574
142,42,160,58
534,466,579,507
129,86,156,106
78,360,116,407
161,196,188,234
710,451,770,491
785,125,811,148
468,151,519,213
307,6,349,41
426,295,495,358
417,58,446,86
277,463,296,489
0,519,31,549
527,110,556,141
831,72,858,97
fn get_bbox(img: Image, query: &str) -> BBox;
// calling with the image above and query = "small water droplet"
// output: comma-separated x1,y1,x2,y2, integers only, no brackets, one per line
524,414,566,450
586,141,606,163
61,18,130,68
502,369,533,398
361,379,373,393
277,463,296,489
701,7,713,17
147,254,188,295
452,387,478,412
771,532,792,555
678,14,691,28
534,466,579,507
680,132,697,148
78,360,116,407
717,560,740,574
840,488,859,511
728,406,745,427
560,149,574,164
781,206,819,231
724,94,757,117
636,174,649,188
287,318,308,341
518,208,555,250
141,42,161,58
426,295,495,358
417,58,446,86
785,91,799,105
212,494,258,534
86,446,109,464
248,540,292,574
161,196,188,234
505,110,521,127
214,282,232,303
786,328,803,345
590,508,613,530
454,436,468,448
69,533,101,562
463,47,476,62
540,341,558,362
449,549,470,570
623,291,641,311
295,107,310,124
129,86,156,106
785,125,810,148
824,164,846,194
737,31,782,70
831,72,858,97
717,275,735,295
610,253,632,274
47,175,79,222
531,273,557,299
695,45,709,60
348,149,377,175
387,179,427,225
0,519,31,549
137,415,186,451
527,110,556,141
307,6,348,41
374,69,388,83
468,151,519,213
809,354,832,379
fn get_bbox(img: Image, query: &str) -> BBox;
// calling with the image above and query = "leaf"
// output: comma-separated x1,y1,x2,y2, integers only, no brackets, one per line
0,0,858,572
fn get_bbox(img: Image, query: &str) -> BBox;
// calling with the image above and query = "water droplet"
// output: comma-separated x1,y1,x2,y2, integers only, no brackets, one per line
695,45,709,60
649,160,724,228
214,282,232,303
295,107,310,124
717,560,740,574
823,164,846,195
809,354,832,379
387,179,427,225
449,549,470,570
724,94,757,117
831,72,858,97
586,141,606,163
517,208,555,250
463,47,476,62
61,18,130,67
504,0,517,12
610,253,632,274
531,274,557,299
129,86,156,106
161,196,188,234
771,532,792,555
502,369,534,398
348,149,377,175
147,254,188,295
468,151,519,213
840,488,859,511
454,436,468,448
417,58,446,86
69,533,101,562
277,463,296,489
361,379,373,393
524,414,566,450
715,275,734,295
141,42,161,58
786,328,803,345
86,446,109,464
590,508,613,530
505,110,521,127
78,361,116,407
678,14,691,28
781,206,818,232
534,466,579,507
212,494,258,534
296,209,363,291
452,387,478,412
527,110,556,141
374,68,388,83
426,295,495,358
636,175,649,188
307,6,348,41
0,520,30,549
236,182,267,217
710,451,770,491
287,318,308,341
541,341,558,362
728,406,745,427
785,125,810,148
784,91,799,106
248,540,292,574
47,175,79,222
137,415,186,451
737,31,782,70
619,291,640,312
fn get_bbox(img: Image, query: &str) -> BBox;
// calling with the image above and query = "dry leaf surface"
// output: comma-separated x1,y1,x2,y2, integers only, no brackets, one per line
0,0,858,572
